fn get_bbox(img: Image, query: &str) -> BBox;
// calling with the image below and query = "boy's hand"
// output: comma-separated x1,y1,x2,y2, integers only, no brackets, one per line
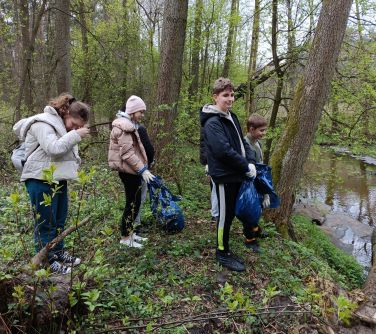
246,163,256,178
262,194,270,208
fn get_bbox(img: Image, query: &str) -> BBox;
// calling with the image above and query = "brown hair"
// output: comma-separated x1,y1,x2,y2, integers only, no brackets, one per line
212,77,234,95
49,93,89,122
247,114,267,131
49,93,76,117
69,101,90,123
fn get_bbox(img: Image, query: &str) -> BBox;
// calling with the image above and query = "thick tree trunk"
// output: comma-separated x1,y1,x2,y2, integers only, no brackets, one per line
245,0,261,115
150,0,188,157
222,0,238,78
267,0,353,238
55,0,72,94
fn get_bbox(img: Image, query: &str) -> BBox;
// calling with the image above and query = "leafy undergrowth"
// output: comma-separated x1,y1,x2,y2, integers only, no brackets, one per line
0,145,366,333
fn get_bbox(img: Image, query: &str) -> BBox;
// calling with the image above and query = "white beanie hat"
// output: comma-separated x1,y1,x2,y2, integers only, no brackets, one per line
126,95,146,114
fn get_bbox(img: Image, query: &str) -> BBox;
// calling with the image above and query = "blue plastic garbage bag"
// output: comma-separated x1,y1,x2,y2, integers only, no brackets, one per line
148,176,185,233
255,164,280,209
235,178,262,227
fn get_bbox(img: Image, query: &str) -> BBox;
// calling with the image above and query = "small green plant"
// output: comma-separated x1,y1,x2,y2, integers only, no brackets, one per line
333,294,357,325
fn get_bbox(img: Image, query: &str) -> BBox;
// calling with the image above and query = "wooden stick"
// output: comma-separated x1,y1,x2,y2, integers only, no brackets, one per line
30,216,91,266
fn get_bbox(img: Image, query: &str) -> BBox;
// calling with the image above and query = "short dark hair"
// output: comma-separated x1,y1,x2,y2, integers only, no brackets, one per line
247,114,267,131
212,77,234,95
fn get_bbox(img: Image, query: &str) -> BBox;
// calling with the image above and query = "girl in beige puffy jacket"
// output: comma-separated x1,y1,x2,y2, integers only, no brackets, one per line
108,95,155,248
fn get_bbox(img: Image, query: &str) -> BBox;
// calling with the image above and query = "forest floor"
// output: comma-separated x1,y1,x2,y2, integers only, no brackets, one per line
0,142,367,333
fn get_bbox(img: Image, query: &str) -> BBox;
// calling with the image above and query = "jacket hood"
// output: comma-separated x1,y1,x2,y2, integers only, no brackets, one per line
200,104,229,126
112,115,136,133
13,106,63,140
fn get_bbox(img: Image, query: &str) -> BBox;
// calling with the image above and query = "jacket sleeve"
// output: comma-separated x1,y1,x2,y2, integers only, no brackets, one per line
138,126,155,164
115,127,145,173
30,122,81,158
199,125,207,165
244,139,256,163
204,119,249,173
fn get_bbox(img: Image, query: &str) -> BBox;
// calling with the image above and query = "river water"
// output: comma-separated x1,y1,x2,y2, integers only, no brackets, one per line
299,146,376,227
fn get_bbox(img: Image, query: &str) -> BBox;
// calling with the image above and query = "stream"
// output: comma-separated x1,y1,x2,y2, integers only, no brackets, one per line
298,146,376,269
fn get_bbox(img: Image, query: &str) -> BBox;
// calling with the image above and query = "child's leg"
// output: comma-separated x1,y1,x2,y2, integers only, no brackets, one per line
53,181,68,256
25,179,57,255
215,182,242,252
134,180,148,226
210,179,219,218
119,173,142,237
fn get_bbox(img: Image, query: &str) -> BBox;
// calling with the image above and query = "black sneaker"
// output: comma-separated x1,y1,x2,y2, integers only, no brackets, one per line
49,261,72,275
211,216,219,223
245,240,261,253
215,250,245,272
257,229,269,239
228,251,245,265
54,251,81,266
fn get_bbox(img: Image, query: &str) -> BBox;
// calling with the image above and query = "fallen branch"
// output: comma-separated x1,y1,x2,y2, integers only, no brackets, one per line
31,216,91,266
95,305,312,333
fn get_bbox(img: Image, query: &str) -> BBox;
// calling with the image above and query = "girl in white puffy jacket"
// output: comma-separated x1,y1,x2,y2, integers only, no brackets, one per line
13,93,90,274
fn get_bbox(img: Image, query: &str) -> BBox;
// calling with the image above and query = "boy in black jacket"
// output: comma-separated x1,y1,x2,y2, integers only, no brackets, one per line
200,78,257,272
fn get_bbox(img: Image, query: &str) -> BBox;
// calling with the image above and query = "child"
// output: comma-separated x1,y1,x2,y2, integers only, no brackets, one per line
134,124,155,232
243,114,270,252
13,93,91,274
200,78,257,272
108,95,155,248
199,125,219,223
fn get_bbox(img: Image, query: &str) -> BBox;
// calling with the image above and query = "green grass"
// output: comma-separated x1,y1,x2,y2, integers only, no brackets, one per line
0,144,366,333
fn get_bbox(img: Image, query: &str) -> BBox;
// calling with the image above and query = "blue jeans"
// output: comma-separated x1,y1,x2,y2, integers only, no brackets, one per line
25,179,68,261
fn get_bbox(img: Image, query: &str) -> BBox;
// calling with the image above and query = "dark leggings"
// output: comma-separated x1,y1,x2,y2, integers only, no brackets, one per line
119,172,142,237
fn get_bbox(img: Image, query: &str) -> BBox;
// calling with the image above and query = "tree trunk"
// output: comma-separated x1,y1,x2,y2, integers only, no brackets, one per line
78,0,96,133
188,0,203,100
245,0,261,115
264,0,284,164
55,0,72,94
150,0,188,158
15,0,47,120
222,0,238,78
266,0,353,238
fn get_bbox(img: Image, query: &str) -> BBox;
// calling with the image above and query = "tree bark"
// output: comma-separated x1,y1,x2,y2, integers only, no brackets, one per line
15,0,47,120
222,0,238,78
150,0,188,157
188,0,203,100
264,0,284,164
266,0,353,238
55,0,72,94
245,0,261,115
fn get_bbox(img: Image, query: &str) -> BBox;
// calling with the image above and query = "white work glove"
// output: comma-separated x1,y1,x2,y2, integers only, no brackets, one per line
141,170,155,184
205,164,209,175
262,194,270,209
245,163,256,178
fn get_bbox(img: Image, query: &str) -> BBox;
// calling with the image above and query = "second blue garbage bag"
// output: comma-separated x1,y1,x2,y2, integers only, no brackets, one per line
148,176,185,233
235,178,262,227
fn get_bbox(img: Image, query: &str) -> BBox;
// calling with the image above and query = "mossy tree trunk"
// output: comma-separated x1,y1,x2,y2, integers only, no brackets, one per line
222,0,238,78
266,0,353,239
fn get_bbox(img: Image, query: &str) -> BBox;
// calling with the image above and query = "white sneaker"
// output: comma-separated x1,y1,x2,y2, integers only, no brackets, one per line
132,233,148,242
49,261,72,275
120,237,143,248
